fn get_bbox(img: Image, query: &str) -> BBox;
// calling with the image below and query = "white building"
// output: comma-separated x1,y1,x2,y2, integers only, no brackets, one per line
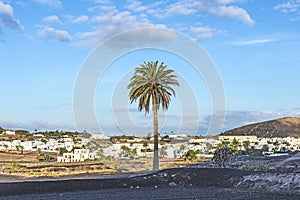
57,149,95,162
4,130,15,135
90,133,109,140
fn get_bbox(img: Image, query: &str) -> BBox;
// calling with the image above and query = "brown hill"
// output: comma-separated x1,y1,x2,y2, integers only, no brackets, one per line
221,117,300,138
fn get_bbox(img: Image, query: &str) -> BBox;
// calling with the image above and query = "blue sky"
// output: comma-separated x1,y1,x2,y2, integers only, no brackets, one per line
0,0,300,135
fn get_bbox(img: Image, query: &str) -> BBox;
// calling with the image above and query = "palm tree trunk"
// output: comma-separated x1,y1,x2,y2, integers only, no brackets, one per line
153,99,159,171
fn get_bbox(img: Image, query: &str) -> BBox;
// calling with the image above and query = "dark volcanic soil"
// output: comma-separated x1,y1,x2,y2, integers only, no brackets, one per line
0,168,299,199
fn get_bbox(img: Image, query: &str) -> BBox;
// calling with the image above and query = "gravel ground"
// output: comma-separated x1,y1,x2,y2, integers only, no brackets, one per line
1,168,299,199
2,187,298,200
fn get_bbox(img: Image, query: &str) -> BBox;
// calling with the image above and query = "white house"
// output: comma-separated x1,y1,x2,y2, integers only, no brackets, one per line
90,133,109,140
57,149,95,162
4,130,15,135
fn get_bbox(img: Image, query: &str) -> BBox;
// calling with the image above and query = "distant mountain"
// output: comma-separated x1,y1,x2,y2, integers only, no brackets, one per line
220,117,300,138
0,126,5,131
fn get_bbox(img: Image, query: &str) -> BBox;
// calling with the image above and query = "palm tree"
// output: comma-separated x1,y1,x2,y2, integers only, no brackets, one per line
36,148,41,160
130,148,137,159
242,140,250,150
4,144,8,152
16,146,20,154
230,138,239,151
142,141,149,157
121,145,130,157
128,61,179,170
160,146,168,158
20,146,24,154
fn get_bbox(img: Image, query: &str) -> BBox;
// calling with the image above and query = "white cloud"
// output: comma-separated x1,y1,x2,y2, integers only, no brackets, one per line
75,0,253,47
0,1,23,31
38,27,71,42
87,0,118,12
42,15,62,24
73,15,89,23
198,3,254,25
92,11,136,24
191,26,224,40
232,39,276,46
88,4,117,12
274,1,300,13
146,1,198,19
0,120,75,131
33,0,62,9
215,0,245,5
126,0,148,12
75,24,174,48
76,8,176,47
159,1,197,18
130,0,254,25
63,15,89,24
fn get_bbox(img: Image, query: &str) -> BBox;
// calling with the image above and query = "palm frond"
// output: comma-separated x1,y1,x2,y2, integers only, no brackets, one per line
128,61,179,114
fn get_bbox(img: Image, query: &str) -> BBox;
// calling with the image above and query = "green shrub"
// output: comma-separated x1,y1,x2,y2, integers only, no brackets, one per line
240,164,269,171
185,150,199,161
11,161,21,170
212,146,234,168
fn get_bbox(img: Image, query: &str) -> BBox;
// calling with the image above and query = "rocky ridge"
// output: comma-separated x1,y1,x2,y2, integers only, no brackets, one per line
221,117,300,137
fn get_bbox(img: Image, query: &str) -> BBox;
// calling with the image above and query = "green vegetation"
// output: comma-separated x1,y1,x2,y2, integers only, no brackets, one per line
262,144,269,152
20,146,24,154
121,145,130,156
71,146,83,152
159,146,168,158
212,146,234,168
59,147,68,155
237,148,263,156
242,140,250,150
11,161,21,170
120,145,138,159
230,138,239,150
15,130,29,135
185,149,200,161
130,148,137,159
25,133,34,141
128,61,179,170
4,144,8,152
216,141,230,149
32,130,81,138
36,148,41,160
240,164,269,171
79,130,91,138
205,143,213,152
142,141,149,156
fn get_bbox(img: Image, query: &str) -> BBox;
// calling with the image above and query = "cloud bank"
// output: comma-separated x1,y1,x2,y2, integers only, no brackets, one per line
0,1,23,32
38,27,71,42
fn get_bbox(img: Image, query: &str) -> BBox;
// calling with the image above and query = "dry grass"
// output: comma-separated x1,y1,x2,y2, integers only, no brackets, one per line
0,152,207,179
0,151,37,162
1,161,116,178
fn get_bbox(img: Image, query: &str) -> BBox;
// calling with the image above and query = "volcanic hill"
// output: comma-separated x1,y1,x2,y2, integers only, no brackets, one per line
221,117,300,138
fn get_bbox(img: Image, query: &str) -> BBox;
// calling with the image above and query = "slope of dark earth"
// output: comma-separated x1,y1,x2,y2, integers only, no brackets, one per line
221,117,300,137
1,167,299,200
0,168,254,196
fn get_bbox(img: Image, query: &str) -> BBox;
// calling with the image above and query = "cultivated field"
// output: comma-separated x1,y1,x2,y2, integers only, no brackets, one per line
0,151,204,179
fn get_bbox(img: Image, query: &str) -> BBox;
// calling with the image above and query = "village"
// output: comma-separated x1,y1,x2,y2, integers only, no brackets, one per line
1,128,300,163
